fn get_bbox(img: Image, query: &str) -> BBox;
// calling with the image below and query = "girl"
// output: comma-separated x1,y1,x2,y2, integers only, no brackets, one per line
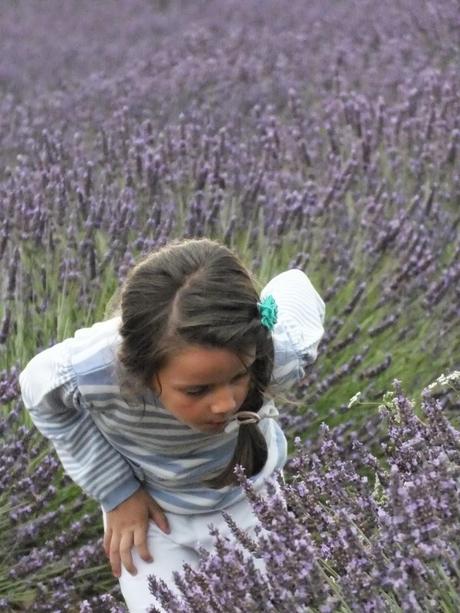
19,238,325,612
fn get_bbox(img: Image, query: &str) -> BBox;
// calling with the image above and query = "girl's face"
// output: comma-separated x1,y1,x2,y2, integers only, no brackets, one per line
151,344,255,434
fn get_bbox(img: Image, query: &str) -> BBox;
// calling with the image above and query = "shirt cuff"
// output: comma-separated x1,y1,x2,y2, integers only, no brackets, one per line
100,478,142,513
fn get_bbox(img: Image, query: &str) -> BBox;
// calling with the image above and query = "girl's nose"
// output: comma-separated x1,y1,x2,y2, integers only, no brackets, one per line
210,385,238,415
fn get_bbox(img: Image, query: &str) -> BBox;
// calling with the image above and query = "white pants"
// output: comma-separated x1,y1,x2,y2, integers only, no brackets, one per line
103,494,267,613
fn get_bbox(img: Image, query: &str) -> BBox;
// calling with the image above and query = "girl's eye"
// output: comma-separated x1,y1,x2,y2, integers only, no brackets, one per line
185,387,209,397
232,372,249,382
184,373,249,397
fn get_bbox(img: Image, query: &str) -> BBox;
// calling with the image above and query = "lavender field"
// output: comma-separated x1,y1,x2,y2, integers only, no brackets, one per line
1,0,459,611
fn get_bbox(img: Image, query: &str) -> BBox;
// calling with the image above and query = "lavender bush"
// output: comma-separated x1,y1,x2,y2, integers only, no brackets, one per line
0,0,459,610
0,375,125,611
148,378,460,613
1,1,458,411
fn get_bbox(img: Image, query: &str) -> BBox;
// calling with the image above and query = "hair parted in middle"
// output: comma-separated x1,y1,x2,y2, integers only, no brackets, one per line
116,237,274,488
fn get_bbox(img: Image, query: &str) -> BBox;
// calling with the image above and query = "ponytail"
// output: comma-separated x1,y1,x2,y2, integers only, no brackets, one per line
203,424,267,488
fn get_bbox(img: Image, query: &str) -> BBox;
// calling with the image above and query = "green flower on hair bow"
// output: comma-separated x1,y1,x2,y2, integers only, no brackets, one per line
258,294,278,331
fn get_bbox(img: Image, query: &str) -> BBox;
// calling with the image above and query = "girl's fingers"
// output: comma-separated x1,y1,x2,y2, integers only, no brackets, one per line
109,532,122,578
103,528,112,558
134,526,153,563
119,531,136,576
150,505,170,534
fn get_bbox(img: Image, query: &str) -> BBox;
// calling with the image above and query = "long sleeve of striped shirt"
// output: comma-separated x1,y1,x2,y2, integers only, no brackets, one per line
261,268,325,385
19,332,141,512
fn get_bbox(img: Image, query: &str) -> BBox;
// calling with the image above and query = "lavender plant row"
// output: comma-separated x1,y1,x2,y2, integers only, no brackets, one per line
1,1,458,414
148,379,460,613
1,374,459,612
0,397,124,611
0,0,459,610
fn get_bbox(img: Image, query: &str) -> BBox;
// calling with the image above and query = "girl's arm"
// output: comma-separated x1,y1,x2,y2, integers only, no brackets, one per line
260,268,326,386
19,342,141,512
20,340,172,576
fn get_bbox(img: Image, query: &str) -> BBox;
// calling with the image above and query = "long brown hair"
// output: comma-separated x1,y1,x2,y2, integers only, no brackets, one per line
115,238,274,488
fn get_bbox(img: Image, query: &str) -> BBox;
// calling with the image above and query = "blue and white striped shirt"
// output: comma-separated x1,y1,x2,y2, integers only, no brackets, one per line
19,269,325,514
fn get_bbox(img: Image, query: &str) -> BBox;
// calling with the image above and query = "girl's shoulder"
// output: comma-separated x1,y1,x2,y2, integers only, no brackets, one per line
67,316,122,382
20,317,122,407
262,269,326,386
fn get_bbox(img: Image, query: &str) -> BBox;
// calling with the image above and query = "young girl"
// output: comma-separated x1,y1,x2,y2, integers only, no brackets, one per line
19,238,325,612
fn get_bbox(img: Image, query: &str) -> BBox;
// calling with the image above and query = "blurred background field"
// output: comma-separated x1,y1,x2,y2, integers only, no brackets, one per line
0,0,459,610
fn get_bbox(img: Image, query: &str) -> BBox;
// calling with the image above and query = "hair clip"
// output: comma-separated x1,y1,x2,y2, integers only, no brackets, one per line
224,403,279,434
257,294,278,331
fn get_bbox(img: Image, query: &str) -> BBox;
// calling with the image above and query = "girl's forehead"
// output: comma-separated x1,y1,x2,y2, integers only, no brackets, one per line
160,344,256,383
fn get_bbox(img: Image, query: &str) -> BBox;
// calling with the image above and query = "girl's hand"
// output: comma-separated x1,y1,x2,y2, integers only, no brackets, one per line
103,487,170,577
